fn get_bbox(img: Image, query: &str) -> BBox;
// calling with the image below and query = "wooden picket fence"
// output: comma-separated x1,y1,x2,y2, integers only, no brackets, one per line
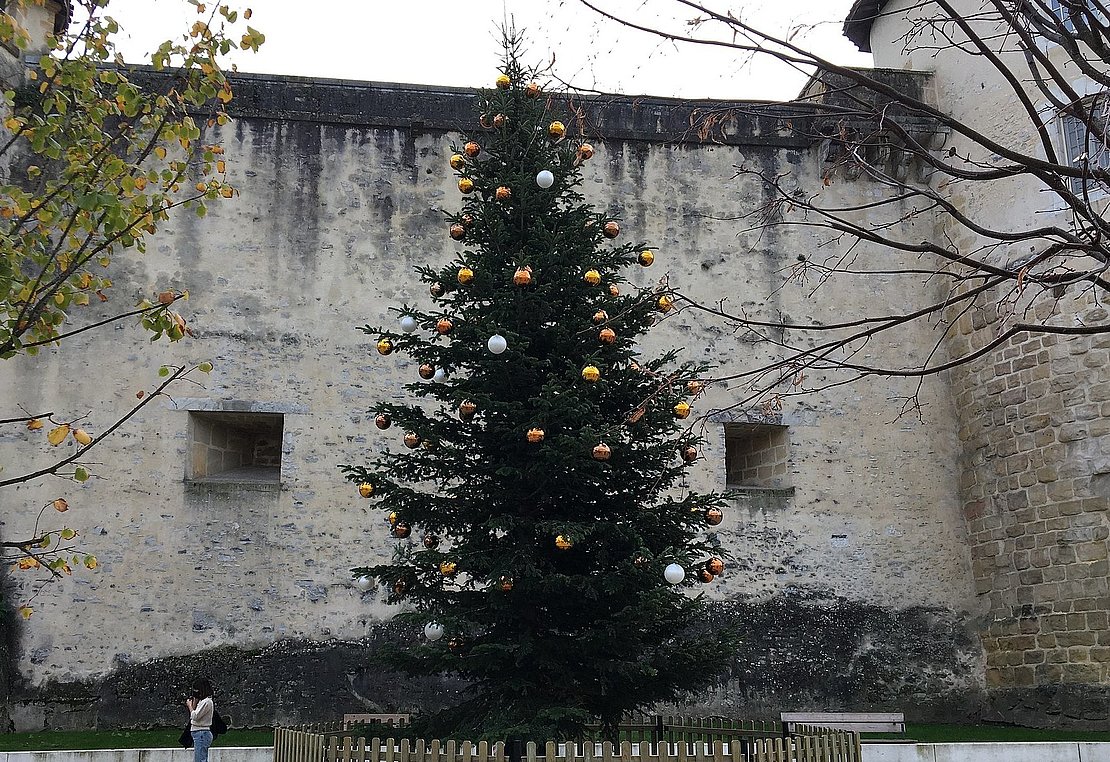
273,716,862,762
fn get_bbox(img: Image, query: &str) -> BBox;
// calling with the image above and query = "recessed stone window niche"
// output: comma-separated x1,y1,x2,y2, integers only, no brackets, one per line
187,410,284,484
725,422,791,489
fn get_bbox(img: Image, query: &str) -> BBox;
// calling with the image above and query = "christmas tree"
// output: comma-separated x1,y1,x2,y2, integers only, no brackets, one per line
342,37,737,742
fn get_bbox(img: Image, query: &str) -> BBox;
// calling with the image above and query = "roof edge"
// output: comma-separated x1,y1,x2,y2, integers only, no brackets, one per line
843,0,888,53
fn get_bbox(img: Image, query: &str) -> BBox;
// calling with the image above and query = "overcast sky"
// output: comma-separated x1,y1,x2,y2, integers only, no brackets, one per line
104,0,871,100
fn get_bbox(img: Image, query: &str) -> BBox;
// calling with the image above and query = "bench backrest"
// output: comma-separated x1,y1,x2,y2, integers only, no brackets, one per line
780,712,905,733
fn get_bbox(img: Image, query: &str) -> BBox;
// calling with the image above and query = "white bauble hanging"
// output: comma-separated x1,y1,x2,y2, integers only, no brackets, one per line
663,563,685,585
433,368,448,383
424,622,445,641
487,334,508,354
536,170,554,189
399,315,418,333
355,575,374,592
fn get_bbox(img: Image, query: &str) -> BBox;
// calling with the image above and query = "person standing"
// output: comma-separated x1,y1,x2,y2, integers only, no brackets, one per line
186,678,215,762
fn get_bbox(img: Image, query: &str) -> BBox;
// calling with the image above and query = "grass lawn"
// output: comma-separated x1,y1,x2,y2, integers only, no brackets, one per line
0,728,276,751
867,724,1110,743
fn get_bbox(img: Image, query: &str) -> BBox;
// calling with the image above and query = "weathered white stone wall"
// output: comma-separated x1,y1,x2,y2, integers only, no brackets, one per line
0,79,978,724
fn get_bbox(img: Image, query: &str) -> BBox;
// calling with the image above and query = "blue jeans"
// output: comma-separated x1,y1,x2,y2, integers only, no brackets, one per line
192,730,213,762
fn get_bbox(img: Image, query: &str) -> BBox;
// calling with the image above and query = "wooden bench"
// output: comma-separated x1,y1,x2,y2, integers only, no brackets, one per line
780,712,905,734
342,713,412,730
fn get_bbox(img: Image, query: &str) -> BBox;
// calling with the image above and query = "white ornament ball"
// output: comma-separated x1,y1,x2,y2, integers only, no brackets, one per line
536,170,554,189
355,575,374,592
663,563,685,585
487,334,508,355
424,622,445,641
433,368,448,383
399,315,418,333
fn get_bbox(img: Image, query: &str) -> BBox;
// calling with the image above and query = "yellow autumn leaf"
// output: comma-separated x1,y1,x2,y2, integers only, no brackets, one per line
84,556,98,570
18,606,32,620
73,428,92,445
16,557,39,570
60,528,76,540
52,498,69,512
47,424,70,446
216,159,226,173
26,418,43,430
153,146,166,160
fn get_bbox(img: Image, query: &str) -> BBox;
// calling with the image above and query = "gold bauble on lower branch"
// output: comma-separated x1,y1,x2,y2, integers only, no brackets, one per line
548,120,565,138
422,533,440,549
358,482,373,498
376,338,394,356
603,221,620,238
457,267,474,284
404,432,422,449
513,266,533,286
436,318,454,335
495,74,511,89
525,82,540,98
673,401,691,420
497,575,514,592
450,153,465,170
583,269,602,286
527,427,545,443
495,186,512,201
592,310,608,325
457,178,474,194
698,568,715,583
657,295,674,313
577,143,594,160
493,113,507,128
464,141,481,157
449,224,465,241
459,400,478,420
439,561,457,576
638,250,655,266
592,442,611,461
706,507,724,526
555,535,573,550
392,522,412,539
581,365,601,383
418,364,435,380
707,557,725,575
387,511,398,526
599,328,617,345
680,444,698,463
374,414,391,430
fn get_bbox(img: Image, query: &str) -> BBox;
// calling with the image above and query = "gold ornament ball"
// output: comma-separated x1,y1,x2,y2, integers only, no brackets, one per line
392,522,412,539
495,186,512,201
358,482,373,498
495,74,511,89
548,121,566,138
457,178,474,194
524,82,540,98
698,568,715,583
387,511,398,526
498,575,514,591
707,557,725,576
603,221,620,238
457,267,474,284
638,250,655,266
418,364,435,380
430,282,446,297
493,113,507,128
436,318,454,335
581,365,601,383
376,338,394,355
404,432,422,449
449,224,466,241
513,266,533,286
479,112,492,129
527,427,545,443
592,310,609,325
657,294,674,313
439,561,457,576
674,401,692,419
375,414,392,430
422,533,440,549
599,327,617,345
608,284,621,298
592,442,612,461
577,143,594,159
687,380,705,395
706,507,724,526
392,579,407,596
459,400,478,420
681,444,698,463
555,535,573,550
583,269,602,286
450,154,465,170
464,141,481,157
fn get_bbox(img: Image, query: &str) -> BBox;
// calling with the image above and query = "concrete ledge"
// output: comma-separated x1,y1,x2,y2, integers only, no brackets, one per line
862,741,1110,762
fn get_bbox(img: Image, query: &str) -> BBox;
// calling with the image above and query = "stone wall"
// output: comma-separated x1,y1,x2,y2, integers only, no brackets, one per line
0,74,981,728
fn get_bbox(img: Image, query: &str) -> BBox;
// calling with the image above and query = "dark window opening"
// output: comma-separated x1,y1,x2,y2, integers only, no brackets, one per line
187,411,283,483
725,422,790,489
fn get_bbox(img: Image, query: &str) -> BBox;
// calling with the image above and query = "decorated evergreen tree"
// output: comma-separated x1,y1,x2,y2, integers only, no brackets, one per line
342,38,737,741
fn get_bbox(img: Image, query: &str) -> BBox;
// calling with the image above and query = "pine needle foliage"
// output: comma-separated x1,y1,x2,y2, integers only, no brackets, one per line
342,33,739,743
